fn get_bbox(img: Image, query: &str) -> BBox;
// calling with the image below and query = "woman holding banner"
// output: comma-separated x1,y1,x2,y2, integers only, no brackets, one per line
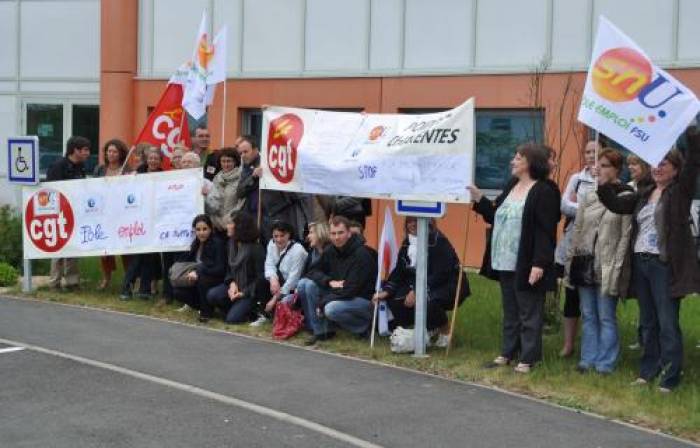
205,147,241,235
556,140,599,357
597,125,700,392
94,138,129,290
469,143,560,374
566,148,633,374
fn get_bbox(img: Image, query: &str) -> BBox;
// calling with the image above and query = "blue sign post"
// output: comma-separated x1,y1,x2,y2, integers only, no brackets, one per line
395,200,446,356
8,136,40,293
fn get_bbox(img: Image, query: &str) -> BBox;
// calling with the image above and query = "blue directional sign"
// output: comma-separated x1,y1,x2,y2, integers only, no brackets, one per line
8,136,39,185
395,200,445,218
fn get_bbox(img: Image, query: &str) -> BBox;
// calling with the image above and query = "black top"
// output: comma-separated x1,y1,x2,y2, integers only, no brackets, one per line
383,230,467,307
178,236,226,281
46,156,86,182
236,155,260,215
307,233,377,303
474,178,561,292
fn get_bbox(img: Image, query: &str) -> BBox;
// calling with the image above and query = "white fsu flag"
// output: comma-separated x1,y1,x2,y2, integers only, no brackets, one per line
578,16,700,166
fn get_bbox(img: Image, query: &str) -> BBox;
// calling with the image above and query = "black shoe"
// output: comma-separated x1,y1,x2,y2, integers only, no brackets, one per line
575,365,591,374
305,332,335,346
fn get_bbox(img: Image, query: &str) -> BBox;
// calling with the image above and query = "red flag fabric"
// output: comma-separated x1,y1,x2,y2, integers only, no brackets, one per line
130,83,191,171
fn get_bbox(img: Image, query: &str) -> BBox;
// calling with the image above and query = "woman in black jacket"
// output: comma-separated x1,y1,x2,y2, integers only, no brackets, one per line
469,143,561,373
597,125,700,391
206,213,268,324
172,214,226,322
373,217,468,348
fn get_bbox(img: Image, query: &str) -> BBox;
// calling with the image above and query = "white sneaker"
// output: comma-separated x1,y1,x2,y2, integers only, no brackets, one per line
434,333,450,348
249,314,268,327
176,304,191,313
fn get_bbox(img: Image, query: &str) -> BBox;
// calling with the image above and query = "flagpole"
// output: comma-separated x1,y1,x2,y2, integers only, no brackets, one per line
446,204,472,357
220,80,227,148
370,204,385,351
593,130,600,189
177,109,186,145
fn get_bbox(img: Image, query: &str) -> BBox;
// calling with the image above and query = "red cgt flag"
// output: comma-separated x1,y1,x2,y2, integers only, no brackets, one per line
126,83,191,171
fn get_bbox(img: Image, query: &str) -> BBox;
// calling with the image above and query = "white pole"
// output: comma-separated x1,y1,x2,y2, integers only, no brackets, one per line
17,188,31,293
220,80,227,148
413,217,429,358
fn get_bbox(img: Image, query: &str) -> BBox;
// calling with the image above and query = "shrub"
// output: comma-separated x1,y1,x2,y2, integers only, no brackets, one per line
0,262,18,287
0,206,22,269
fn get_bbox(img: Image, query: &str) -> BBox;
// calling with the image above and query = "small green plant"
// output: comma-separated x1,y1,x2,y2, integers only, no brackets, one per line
0,206,22,269
0,262,18,287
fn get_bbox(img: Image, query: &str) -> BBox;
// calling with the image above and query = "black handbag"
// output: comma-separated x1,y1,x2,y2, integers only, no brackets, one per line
569,254,596,287
569,233,597,287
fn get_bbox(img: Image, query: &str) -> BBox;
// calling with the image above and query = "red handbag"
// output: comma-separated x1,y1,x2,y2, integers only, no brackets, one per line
272,294,304,340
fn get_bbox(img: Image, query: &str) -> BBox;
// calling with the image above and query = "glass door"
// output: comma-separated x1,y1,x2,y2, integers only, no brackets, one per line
25,103,64,176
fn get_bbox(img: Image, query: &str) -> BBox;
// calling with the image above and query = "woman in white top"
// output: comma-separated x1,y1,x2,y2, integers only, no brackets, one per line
556,140,599,357
254,220,308,327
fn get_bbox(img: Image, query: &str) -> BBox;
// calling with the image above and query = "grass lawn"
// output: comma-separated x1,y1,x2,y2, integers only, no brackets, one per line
11,256,700,442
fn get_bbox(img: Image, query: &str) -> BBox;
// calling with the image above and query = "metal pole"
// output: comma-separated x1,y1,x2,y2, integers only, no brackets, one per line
413,217,429,357
17,188,31,293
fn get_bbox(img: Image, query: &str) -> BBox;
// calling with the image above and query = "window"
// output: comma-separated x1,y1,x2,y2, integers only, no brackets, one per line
72,105,99,174
476,110,544,190
401,108,544,191
26,104,63,176
25,101,100,177
241,107,364,148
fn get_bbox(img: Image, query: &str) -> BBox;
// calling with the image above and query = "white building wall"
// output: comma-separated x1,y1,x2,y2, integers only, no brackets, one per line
0,0,100,208
139,0,700,79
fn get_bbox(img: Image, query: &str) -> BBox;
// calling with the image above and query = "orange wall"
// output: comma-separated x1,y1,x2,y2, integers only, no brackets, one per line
121,72,700,268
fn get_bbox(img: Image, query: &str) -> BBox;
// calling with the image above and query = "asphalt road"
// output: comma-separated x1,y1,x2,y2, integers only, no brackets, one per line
0,296,694,448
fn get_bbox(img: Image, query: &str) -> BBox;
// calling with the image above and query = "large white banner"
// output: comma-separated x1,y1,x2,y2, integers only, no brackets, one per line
578,16,700,166
260,99,475,203
22,169,203,259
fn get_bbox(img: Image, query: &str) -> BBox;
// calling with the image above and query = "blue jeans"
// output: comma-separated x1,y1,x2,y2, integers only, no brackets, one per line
297,278,331,336
633,254,683,389
578,286,619,373
324,298,372,336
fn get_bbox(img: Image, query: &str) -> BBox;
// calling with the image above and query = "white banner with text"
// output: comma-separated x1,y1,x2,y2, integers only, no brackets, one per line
22,169,203,259
260,99,475,203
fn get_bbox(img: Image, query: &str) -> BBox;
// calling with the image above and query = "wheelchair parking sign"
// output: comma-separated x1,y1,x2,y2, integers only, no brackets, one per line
8,136,39,185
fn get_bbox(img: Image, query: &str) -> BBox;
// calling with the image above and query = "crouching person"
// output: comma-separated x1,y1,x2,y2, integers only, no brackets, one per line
172,214,226,322
206,213,268,324
301,216,378,345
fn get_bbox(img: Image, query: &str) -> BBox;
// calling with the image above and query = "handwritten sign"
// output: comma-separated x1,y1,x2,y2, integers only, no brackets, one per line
22,169,203,259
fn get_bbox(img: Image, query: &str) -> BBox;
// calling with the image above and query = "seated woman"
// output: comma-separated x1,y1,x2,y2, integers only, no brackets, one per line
206,213,268,324
171,214,226,322
253,220,308,327
373,217,466,348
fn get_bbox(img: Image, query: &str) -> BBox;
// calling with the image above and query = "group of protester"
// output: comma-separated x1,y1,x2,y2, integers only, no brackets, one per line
45,121,700,391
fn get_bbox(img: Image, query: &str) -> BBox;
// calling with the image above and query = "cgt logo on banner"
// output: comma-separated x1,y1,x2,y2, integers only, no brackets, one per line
25,189,75,252
267,114,304,184
578,16,700,166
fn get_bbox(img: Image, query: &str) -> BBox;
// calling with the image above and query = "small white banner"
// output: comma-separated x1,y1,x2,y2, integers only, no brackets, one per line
260,99,475,203
578,16,700,166
22,169,203,259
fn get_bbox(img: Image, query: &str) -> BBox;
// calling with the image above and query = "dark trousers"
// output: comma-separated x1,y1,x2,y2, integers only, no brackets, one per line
562,286,581,318
173,276,220,317
161,252,182,301
386,297,447,331
206,283,256,324
121,253,159,295
499,271,545,364
633,254,683,389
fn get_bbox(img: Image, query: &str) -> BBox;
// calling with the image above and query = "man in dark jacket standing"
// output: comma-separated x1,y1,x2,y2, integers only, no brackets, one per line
301,216,377,344
46,135,91,290
192,126,219,181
